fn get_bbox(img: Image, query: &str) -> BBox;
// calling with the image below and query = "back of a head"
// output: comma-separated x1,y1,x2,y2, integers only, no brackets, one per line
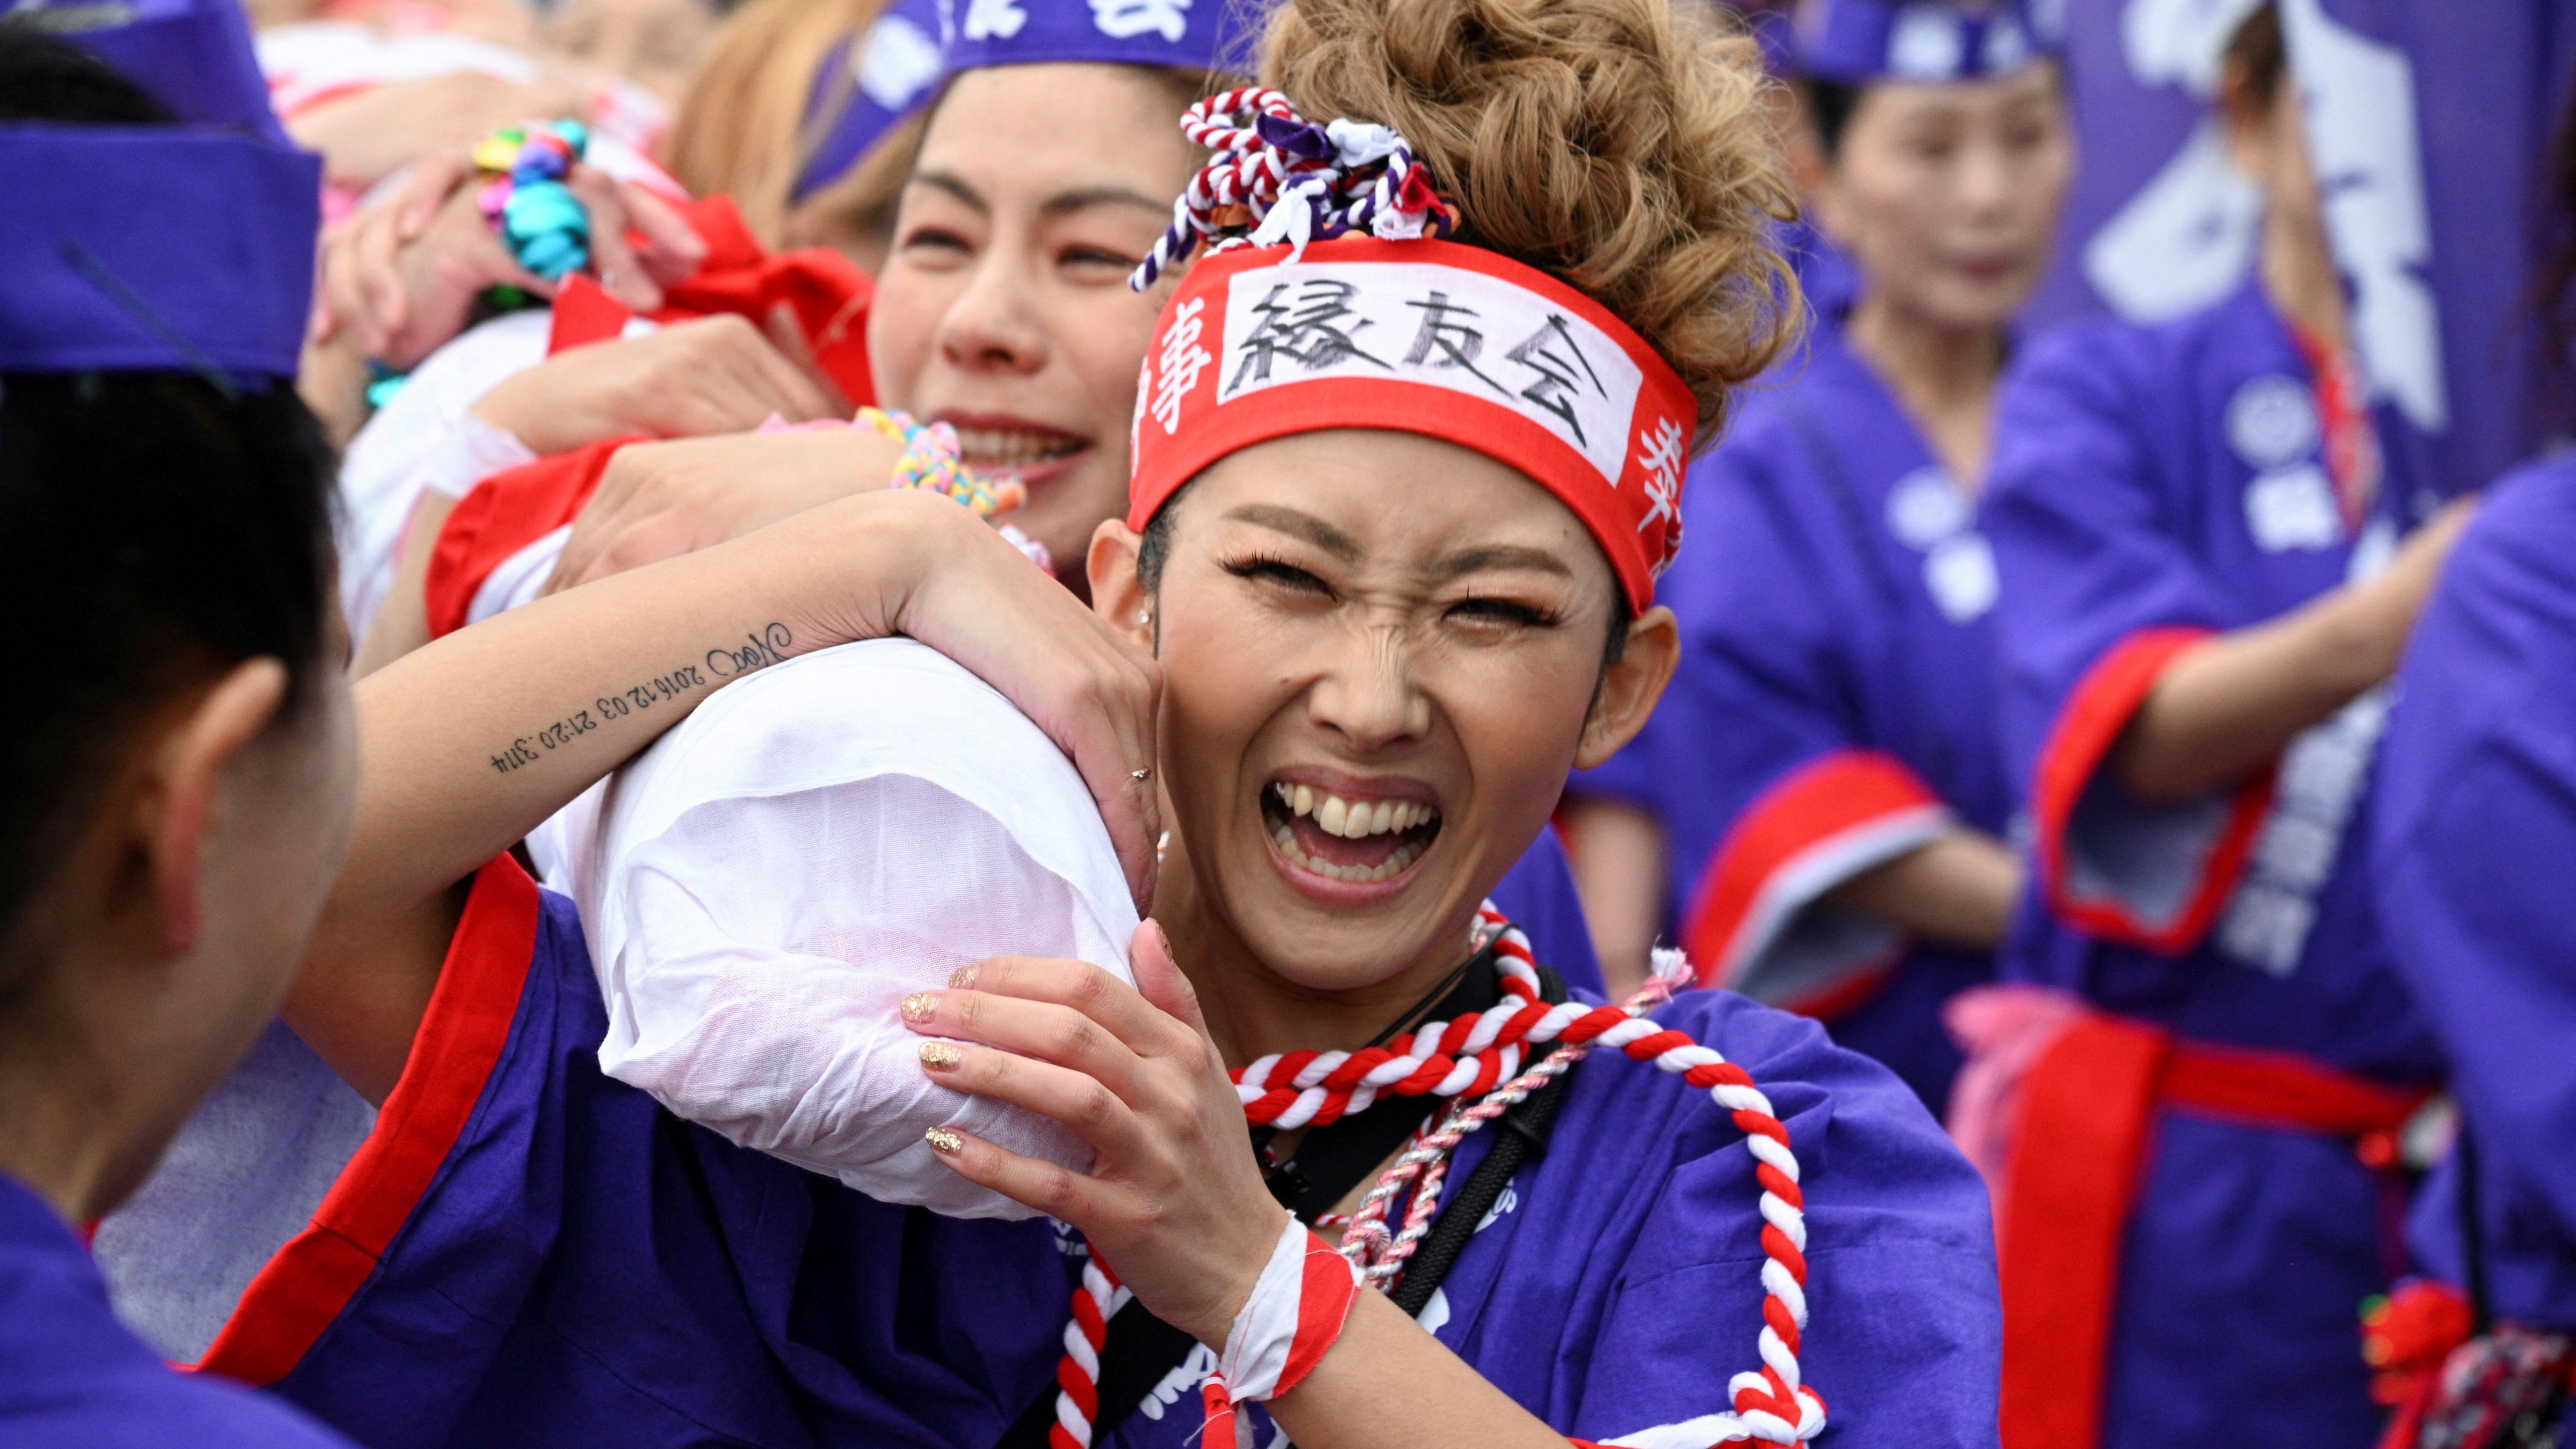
1258,0,1802,443
0,27,335,1001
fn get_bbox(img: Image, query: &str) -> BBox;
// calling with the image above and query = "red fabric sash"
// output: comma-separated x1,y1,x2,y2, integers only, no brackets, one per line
1998,1014,2430,1449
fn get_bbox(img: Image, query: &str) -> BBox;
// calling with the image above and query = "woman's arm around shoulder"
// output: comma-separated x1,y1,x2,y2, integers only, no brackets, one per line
293,489,1161,1102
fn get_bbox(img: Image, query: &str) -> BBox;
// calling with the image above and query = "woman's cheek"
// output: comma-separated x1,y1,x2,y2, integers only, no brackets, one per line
1446,647,1597,779
863,281,940,412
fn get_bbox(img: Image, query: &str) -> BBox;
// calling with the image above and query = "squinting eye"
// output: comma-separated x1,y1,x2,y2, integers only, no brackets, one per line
1063,246,1140,271
1222,557,1334,598
1448,596,1563,629
902,228,972,254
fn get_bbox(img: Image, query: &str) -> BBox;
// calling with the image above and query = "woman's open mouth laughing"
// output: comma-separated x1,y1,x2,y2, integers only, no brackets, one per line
1259,775,1443,897
938,412,1094,488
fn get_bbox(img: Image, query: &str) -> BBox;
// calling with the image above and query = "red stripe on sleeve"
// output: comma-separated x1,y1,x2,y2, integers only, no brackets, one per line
1679,749,1946,991
193,857,544,1386
421,437,640,639
2028,627,2275,954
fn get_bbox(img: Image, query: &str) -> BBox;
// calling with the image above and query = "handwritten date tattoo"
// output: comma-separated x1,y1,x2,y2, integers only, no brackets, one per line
488,622,794,774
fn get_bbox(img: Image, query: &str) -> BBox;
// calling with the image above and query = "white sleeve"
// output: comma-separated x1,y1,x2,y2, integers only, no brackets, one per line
585,640,1141,1220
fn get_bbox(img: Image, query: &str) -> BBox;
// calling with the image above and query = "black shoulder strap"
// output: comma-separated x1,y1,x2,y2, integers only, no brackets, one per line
993,960,1573,1449
1388,1002,1574,1318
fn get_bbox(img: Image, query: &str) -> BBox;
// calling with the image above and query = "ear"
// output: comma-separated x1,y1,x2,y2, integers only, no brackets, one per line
1575,606,1680,771
1087,517,1156,654
136,659,292,958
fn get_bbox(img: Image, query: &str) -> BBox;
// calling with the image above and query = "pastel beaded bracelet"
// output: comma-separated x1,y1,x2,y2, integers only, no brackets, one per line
853,407,1026,519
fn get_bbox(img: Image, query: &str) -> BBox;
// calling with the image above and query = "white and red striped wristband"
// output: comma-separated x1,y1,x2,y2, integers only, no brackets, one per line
1200,1218,1362,1449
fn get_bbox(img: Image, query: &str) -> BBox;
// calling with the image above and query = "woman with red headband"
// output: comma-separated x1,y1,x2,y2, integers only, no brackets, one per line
874,2,2000,1446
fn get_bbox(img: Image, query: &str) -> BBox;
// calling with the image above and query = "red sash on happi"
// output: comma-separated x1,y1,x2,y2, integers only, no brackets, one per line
1997,1014,2431,1449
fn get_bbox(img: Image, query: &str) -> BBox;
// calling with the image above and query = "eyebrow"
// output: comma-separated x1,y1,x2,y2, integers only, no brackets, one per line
906,172,1169,221
1425,544,1574,582
908,169,986,214
1038,185,1173,220
1222,503,1363,562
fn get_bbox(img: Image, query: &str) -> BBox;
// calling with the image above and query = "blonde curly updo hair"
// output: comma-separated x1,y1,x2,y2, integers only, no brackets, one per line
1258,0,1801,443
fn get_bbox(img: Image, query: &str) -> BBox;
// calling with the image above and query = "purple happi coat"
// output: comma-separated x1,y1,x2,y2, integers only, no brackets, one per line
2373,454,2576,1360
98,847,1989,1448
1096,984,2002,1449
0,1175,355,1448
1981,278,2452,1449
1578,315,2016,1112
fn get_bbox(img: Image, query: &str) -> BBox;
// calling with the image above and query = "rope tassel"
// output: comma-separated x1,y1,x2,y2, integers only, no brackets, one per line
1043,908,1826,1447
1128,89,1460,290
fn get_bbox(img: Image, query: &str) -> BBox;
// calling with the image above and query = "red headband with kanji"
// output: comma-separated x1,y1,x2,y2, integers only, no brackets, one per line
1123,93,1697,613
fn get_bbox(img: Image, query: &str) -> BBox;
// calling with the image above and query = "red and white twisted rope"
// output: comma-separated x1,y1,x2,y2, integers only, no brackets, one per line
1129,89,1459,290
1049,1253,1131,1449
1043,905,1826,1446
1336,1034,1594,1291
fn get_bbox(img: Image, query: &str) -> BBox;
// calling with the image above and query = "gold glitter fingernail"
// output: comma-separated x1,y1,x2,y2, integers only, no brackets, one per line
925,1126,963,1153
901,992,937,1024
947,964,978,990
918,1041,962,1069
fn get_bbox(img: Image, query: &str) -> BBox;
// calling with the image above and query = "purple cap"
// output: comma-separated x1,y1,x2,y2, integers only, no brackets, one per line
937,0,1262,81
1794,0,2057,85
12,0,288,143
793,0,947,202
0,124,322,379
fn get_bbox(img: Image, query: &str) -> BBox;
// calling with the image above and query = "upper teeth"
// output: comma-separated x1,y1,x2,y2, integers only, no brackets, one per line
953,426,1084,470
1273,782,1437,838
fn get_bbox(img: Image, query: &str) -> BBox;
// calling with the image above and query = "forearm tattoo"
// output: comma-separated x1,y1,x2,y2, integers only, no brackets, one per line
488,622,794,774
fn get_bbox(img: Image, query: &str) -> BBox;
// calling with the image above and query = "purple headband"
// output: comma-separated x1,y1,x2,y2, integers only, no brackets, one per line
0,125,322,380
11,0,288,143
936,0,1261,81
1794,0,2058,85
792,0,947,203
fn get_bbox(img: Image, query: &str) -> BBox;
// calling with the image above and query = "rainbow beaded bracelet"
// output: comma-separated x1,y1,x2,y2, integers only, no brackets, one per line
472,120,593,295
853,407,1026,519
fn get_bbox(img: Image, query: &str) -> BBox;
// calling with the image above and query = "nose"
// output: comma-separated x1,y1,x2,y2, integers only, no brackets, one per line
936,244,1050,377
1303,624,1432,754
1956,135,2016,219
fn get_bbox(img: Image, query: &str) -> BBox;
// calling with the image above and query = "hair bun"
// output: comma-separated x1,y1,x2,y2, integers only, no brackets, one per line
1258,0,1802,442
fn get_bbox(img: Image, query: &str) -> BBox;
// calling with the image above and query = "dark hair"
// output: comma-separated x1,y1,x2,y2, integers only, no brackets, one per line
0,18,177,122
0,29,339,1002
1804,61,2069,166
1804,77,1861,163
2220,3,2286,115
1133,488,1634,676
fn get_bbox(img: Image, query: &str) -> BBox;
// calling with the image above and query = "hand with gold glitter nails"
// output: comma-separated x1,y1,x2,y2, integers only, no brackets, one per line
900,919,1287,1348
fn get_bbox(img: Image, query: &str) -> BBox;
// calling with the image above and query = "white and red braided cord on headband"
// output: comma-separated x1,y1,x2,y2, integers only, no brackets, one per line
1130,88,1460,287
1123,92,1697,610
1046,909,1827,1449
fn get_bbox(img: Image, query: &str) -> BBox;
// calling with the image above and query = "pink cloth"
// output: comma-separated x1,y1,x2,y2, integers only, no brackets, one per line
1941,982,2090,1205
